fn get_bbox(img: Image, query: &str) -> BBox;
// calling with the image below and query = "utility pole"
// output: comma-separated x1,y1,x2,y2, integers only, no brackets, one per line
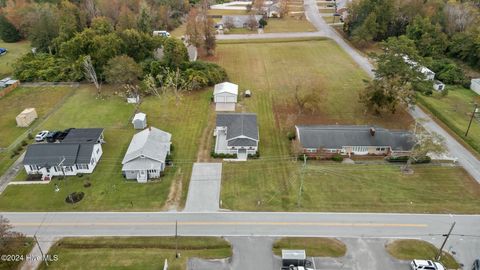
297,154,307,207
465,103,478,137
175,220,179,259
436,221,456,261
34,235,49,267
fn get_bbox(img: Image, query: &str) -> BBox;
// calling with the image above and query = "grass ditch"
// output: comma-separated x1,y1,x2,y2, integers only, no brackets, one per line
273,237,347,257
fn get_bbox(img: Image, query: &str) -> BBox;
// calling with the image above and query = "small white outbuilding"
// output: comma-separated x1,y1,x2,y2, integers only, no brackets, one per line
16,108,37,127
214,82,238,112
471,78,480,95
132,112,147,130
433,80,445,92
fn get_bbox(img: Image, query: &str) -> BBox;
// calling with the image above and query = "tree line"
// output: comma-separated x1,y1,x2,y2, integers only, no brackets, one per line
0,0,226,97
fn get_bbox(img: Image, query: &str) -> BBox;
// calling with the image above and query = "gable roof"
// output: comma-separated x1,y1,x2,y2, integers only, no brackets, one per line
296,125,414,151
122,127,172,165
62,128,104,143
23,143,94,167
216,113,259,141
214,82,238,96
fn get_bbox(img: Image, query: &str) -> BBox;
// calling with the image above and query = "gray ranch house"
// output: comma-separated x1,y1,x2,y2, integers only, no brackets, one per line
122,127,172,183
295,125,414,157
214,113,259,160
23,128,105,180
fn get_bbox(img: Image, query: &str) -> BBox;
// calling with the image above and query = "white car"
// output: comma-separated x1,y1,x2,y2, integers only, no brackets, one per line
153,30,170,37
35,130,49,142
410,260,445,270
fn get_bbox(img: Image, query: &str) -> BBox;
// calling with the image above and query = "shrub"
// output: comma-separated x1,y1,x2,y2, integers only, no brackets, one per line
413,156,431,164
83,182,92,188
386,156,409,163
15,145,23,152
0,15,21,42
331,154,344,162
27,133,34,140
287,131,296,141
248,151,260,159
21,140,28,146
13,53,84,82
429,58,466,85
65,192,85,204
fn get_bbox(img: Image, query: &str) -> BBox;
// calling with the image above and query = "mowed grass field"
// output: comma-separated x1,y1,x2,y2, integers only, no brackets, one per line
418,87,480,155
39,237,231,270
0,86,211,211
0,86,73,177
0,40,30,77
213,38,480,213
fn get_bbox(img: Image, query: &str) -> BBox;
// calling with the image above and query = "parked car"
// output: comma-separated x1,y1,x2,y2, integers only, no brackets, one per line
0,48,7,56
57,128,74,141
35,130,49,142
45,131,61,143
473,259,480,270
410,260,445,270
152,30,170,37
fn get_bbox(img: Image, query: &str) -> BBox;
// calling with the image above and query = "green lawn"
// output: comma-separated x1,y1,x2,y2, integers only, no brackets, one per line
221,162,480,213
211,39,471,213
417,87,480,155
386,239,459,269
273,237,346,257
0,86,73,177
39,237,231,270
0,40,30,77
0,86,72,148
0,86,211,211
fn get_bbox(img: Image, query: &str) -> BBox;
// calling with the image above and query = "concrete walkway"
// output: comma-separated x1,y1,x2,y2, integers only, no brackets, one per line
0,152,25,194
21,236,59,270
184,163,222,212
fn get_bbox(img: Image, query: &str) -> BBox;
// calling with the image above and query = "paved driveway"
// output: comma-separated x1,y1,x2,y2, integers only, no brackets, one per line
184,163,222,212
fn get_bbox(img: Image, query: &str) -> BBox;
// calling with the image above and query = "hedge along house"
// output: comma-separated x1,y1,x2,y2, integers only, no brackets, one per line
122,127,172,183
214,113,259,160
23,128,105,180
295,125,414,157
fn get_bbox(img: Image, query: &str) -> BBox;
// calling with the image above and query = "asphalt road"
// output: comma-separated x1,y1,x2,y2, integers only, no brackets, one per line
3,212,478,238
3,212,479,268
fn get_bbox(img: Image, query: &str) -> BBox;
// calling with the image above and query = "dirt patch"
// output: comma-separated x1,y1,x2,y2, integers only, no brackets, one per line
197,104,216,162
162,169,183,211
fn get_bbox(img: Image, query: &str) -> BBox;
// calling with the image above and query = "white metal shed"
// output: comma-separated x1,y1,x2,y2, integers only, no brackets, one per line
132,113,147,130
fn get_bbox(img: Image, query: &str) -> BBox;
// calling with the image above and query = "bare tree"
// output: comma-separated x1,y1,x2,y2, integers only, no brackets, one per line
83,55,101,96
444,2,479,34
294,85,321,115
186,8,203,48
162,68,191,105
246,15,259,30
253,0,266,14
403,122,446,173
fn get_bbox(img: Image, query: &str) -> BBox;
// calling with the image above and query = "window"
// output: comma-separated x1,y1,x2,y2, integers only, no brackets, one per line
29,165,38,171
96,148,100,154
76,164,89,170
91,158,95,164
65,166,72,172
306,148,317,153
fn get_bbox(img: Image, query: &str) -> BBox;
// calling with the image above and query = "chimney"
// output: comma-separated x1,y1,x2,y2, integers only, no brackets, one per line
369,127,376,136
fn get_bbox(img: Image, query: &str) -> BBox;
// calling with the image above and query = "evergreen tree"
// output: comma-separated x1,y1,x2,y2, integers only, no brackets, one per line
0,14,21,42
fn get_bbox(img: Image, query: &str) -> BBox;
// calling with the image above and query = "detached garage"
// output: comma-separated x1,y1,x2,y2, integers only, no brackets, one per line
214,82,238,112
16,108,37,127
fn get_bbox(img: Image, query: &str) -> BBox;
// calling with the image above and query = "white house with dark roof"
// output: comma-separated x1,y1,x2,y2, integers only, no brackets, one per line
23,128,104,180
122,127,172,183
214,113,259,160
295,125,414,157
214,82,238,112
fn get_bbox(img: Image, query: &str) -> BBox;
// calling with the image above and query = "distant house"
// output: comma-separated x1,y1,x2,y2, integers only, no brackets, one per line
214,113,259,160
295,125,414,157
23,128,105,180
122,127,172,183
402,56,435,81
433,80,445,92
221,15,263,28
214,82,238,112
132,113,147,130
471,78,480,95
